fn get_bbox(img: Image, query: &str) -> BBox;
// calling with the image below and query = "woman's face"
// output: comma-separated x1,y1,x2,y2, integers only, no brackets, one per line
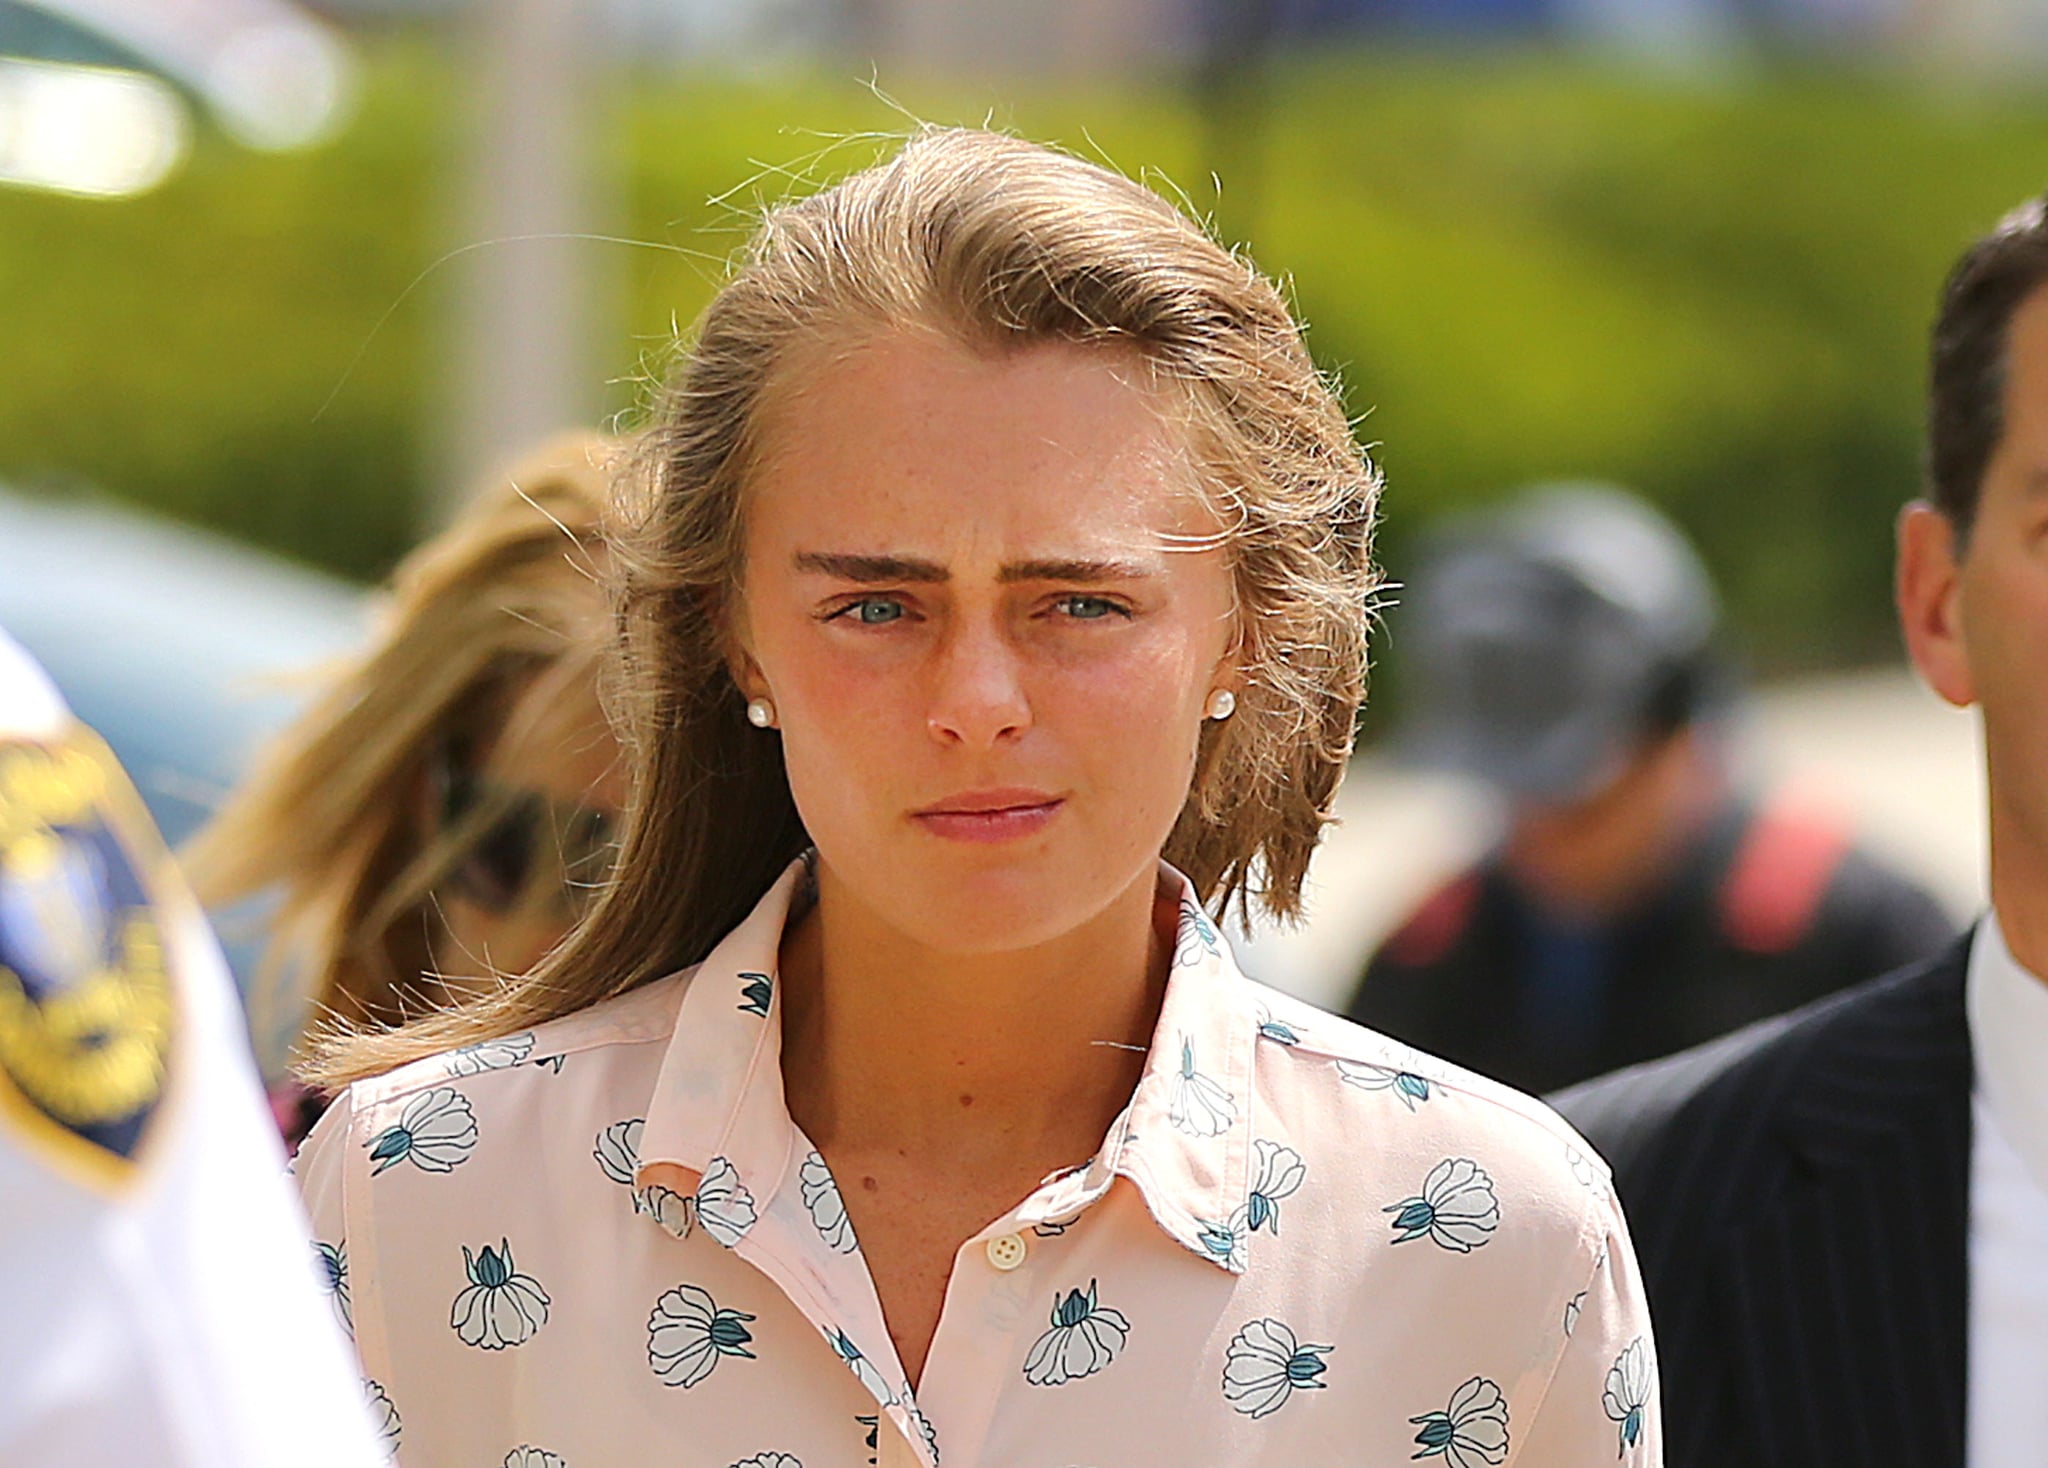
433,668,626,980
737,330,1238,955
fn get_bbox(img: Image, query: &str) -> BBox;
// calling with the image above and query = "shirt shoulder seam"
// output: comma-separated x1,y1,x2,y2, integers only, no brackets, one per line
1264,1033,1612,1182
351,1022,677,1109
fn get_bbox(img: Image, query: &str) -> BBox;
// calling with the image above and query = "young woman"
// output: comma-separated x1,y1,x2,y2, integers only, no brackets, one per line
296,131,1660,1468
186,432,625,1141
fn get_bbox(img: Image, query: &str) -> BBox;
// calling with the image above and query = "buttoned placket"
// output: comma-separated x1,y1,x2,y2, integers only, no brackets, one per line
633,861,1258,1468
898,1144,1130,1465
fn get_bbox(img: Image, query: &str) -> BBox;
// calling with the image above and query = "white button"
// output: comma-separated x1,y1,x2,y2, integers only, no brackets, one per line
985,1232,1028,1271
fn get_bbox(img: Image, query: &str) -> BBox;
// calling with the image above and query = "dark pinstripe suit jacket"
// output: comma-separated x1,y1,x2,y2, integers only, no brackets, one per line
1552,940,1973,1468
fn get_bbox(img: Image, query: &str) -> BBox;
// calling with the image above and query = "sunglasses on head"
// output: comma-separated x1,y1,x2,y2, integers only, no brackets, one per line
431,744,618,918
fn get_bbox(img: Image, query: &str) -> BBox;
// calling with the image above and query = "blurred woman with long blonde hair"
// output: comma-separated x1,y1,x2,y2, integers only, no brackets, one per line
186,432,626,1135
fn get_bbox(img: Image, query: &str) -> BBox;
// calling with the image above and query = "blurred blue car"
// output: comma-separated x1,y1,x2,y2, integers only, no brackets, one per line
0,484,370,1003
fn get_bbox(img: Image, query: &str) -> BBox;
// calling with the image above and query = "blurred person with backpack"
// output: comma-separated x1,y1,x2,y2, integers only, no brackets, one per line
1345,483,1953,1093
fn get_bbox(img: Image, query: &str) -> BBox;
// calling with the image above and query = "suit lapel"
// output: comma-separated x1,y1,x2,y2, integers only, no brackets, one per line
1717,946,1973,1468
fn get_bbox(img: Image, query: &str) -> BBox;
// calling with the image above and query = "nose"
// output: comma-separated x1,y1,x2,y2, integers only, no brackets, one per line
925,620,1031,748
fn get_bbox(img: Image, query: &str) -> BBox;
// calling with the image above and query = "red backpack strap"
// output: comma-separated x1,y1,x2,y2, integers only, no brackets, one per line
1718,791,1853,956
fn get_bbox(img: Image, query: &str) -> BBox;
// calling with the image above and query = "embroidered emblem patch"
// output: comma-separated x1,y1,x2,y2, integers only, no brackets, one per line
0,728,176,1185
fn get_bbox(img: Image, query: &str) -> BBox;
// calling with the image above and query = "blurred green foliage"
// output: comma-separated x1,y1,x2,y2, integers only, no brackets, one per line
4,43,2046,669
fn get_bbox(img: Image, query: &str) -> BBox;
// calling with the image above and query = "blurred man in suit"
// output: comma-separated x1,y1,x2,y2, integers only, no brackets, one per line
1348,483,1952,1093
1555,197,2048,1468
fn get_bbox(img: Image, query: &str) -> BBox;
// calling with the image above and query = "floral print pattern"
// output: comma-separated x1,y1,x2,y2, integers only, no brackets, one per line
1175,896,1222,965
825,1327,896,1407
298,859,1658,1468
648,1284,755,1388
696,1155,758,1247
738,972,773,1017
364,1378,400,1457
367,1086,477,1176
1238,1139,1306,1236
1221,1318,1331,1419
451,1240,551,1349
799,1151,857,1253
1337,1059,1433,1111
1386,1159,1500,1252
1602,1337,1654,1453
1564,1290,1587,1339
1168,1034,1237,1138
1023,1280,1130,1386
594,1118,643,1188
1254,1006,1302,1046
1410,1377,1510,1466
445,1032,536,1076
1196,1217,1245,1271
905,1401,939,1460
640,1184,694,1238
315,1239,350,1336
1199,1139,1307,1269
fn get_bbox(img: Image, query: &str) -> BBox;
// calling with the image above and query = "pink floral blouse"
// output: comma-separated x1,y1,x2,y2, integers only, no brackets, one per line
297,862,1661,1468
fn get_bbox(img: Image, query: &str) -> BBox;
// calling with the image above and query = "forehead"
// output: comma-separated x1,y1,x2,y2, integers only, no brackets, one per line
1987,286,2048,505
746,330,1217,556
2006,285,2048,419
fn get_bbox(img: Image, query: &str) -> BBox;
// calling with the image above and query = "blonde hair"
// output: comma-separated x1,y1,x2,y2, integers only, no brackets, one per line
310,128,1380,1086
186,431,618,1071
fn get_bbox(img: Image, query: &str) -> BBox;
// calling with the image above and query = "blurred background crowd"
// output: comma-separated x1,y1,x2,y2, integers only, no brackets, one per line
0,0,2033,1090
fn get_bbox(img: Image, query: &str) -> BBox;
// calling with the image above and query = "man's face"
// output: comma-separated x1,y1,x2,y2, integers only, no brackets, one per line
1899,284,2048,898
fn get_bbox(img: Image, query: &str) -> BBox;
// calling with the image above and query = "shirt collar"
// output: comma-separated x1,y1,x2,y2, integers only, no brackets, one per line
636,859,808,1212
634,859,1257,1273
1007,871,1257,1271
1967,908,2048,1193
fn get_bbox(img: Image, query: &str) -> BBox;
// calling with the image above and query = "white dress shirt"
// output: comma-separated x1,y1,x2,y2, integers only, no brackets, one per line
1965,910,2048,1468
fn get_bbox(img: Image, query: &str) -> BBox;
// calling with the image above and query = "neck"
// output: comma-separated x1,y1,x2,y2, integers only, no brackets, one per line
1988,796,2048,985
777,860,1170,1168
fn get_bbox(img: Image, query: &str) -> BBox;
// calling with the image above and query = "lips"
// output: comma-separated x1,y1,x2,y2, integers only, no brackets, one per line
911,789,1065,844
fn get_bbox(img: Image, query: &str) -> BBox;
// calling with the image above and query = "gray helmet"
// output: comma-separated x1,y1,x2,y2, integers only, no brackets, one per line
1398,482,1720,803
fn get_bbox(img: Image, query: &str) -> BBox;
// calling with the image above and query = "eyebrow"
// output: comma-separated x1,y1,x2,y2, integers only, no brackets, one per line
792,551,1155,584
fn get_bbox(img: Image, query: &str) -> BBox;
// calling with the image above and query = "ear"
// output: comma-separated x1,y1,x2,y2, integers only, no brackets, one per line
718,594,770,705
1895,501,1975,708
727,644,769,705
1208,610,1250,698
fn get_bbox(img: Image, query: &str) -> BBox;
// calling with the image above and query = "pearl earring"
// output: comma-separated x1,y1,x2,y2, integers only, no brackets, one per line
1205,689,1237,721
745,698,776,729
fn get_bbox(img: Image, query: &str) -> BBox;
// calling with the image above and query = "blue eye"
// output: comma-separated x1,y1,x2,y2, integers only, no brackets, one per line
855,598,903,625
1057,595,1119,620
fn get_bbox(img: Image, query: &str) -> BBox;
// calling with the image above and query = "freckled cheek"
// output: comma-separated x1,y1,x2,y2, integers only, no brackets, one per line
1042,641,1209,802
769,653,920,821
